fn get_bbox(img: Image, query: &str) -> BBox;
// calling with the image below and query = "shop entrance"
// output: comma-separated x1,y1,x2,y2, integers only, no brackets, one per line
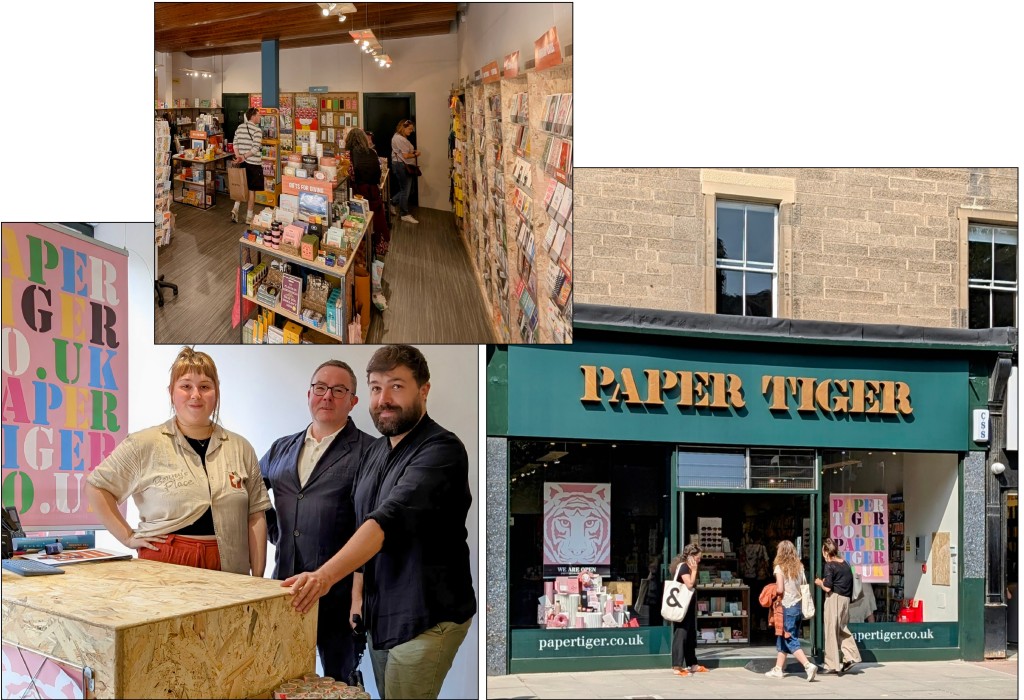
1006,491,1017,646
680,491,814,649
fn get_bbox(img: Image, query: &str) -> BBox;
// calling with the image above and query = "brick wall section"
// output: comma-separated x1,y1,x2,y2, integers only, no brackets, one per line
574,167,1017,327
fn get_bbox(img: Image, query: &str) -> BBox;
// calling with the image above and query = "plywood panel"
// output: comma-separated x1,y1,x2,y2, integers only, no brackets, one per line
120,597,316,699
931,531,950,586
3,559,317,699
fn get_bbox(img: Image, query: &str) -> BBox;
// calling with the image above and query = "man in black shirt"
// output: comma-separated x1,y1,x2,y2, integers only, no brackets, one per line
283,345,476,699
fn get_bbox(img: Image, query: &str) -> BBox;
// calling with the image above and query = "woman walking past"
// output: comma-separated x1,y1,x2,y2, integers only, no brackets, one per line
764,540,818,681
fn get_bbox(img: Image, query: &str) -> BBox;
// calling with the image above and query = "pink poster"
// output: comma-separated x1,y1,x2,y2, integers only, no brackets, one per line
1,643,86,699
1,223,128,530
543,482,611,576
829,493,889,582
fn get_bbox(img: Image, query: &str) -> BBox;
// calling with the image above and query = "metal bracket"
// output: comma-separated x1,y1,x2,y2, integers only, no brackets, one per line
84,666,95,693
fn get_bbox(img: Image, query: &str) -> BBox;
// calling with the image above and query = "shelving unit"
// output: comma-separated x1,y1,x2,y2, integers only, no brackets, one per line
256,108,281,207
172,153,231,210
880,494,905,622
163,105,224,153
318,92,359,155
696,585,750,644
238,213,373,344
459,57,572,343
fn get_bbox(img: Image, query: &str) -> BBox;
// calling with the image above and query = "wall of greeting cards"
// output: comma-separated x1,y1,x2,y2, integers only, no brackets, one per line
458,58,572,343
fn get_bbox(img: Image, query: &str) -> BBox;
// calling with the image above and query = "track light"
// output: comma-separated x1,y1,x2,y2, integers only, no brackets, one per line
338,14,345,22
322,6,329,15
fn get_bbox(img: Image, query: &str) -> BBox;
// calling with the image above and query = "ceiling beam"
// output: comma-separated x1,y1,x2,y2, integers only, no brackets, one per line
156,2,457,54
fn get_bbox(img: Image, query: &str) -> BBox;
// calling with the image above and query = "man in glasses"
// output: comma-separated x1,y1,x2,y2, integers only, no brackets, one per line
283,345,476,699
259,359,375,685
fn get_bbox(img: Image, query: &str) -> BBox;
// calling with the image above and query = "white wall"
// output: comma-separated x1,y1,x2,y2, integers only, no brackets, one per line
456,2,573,80
216,33,458,211
903,453,960,622
91,224,480,699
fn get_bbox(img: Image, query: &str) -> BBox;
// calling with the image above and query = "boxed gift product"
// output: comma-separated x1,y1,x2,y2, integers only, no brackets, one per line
282,320,303,344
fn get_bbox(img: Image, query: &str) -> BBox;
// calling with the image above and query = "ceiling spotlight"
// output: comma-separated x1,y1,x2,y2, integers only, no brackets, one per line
322,6,329,15
338,14,345,22
353,38,360,44
363,40,369,47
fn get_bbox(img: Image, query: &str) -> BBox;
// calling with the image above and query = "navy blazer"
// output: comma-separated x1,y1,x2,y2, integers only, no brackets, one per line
259,418,375,600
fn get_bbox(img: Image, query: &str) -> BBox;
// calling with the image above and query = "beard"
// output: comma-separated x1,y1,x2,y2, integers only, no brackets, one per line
372,398,424,436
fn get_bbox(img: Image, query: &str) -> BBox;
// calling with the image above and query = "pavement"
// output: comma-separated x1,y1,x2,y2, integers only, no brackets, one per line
486,654,1019,699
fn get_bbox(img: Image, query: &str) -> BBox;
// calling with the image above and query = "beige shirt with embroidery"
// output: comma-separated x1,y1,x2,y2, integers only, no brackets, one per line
87,418,271,575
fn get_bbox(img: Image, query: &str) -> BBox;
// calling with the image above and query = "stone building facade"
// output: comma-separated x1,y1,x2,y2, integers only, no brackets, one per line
574,167,1017,327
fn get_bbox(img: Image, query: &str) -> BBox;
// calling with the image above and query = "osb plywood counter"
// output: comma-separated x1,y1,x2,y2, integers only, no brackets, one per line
1,558,317,698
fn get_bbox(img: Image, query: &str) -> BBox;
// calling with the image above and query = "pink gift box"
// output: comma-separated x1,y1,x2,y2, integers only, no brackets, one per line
555,576,580,595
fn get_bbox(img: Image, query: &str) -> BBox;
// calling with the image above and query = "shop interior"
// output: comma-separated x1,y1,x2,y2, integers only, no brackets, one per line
154,3,573,345
820,449,961,625
681,491,812,646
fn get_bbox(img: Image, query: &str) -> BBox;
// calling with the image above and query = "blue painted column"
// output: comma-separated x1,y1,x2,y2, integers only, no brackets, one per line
261,39,279,108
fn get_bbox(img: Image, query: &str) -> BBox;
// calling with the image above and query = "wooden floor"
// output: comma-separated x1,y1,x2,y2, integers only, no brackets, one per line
155,196,494,345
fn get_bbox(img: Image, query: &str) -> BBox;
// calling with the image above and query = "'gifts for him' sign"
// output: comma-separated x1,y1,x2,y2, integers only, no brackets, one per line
829,493,889,582
1,223,129,529
543,482,610,577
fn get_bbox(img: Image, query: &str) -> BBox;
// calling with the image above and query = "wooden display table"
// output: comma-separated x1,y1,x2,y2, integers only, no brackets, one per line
1,558,316,698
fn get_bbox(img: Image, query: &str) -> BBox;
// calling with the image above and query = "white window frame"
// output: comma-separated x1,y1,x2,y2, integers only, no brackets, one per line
714,200,779,317
967,223,1018,328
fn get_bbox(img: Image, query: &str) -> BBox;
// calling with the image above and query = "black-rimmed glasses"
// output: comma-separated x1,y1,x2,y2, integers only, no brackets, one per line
311,383,353,398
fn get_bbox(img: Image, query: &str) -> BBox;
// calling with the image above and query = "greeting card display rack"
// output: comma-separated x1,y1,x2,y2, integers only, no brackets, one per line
460,56,572,344
255,108,281,207
877,494,905,622
154,118,178,307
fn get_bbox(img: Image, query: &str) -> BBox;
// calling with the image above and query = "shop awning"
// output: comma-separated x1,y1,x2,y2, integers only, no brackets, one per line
573,304,1018,353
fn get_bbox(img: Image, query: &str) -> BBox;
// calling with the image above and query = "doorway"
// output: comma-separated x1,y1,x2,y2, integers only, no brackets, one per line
222,92,250,144
364,92,417,207
679,491,815,648
1006,491,1018,646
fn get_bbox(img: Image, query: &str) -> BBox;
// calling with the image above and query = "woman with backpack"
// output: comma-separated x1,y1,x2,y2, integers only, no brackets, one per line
814,537,862,675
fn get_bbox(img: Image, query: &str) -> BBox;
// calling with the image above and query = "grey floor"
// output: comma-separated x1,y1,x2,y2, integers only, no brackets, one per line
154,195,494,345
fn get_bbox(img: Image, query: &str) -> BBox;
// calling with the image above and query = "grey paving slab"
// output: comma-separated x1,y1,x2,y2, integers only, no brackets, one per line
487,659,1020,699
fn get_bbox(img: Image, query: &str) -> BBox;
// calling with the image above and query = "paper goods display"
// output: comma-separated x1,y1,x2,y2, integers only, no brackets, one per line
23,548,133,566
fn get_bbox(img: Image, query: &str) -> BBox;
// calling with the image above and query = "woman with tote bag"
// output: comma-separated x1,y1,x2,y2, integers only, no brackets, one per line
665,544,707,676
764,540,818,682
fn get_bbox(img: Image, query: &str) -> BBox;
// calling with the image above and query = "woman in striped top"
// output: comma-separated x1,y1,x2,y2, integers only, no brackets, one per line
231,107,265,224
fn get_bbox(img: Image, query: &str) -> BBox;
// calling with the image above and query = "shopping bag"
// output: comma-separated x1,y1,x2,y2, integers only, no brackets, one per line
347,314,363,344
228,162,249,203
852,568,864,602
799,569,816,619
661,563,693,622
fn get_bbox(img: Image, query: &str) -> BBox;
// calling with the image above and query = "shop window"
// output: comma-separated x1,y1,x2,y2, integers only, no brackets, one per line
676,447,815,490
508,440,672,629
968,223,1017,328
715,200,778,317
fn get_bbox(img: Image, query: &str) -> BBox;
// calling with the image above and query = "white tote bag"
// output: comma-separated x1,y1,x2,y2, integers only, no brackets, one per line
800,569,816,619
661,563,695,622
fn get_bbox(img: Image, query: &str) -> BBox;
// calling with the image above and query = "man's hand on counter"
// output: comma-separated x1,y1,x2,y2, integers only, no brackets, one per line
282,569,330,613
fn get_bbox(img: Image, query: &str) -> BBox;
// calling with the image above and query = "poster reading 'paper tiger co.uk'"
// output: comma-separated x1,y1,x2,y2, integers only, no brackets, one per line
543,482,611,577
1,223,128,530
830,493,889,582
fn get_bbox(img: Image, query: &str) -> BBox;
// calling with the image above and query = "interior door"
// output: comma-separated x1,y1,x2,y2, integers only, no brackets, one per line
363,92,417,206
222,93,249,146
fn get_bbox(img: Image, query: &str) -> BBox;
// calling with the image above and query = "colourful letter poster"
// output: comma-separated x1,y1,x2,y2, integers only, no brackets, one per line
829,493,889,582
1,223,128,529
543,482,610,577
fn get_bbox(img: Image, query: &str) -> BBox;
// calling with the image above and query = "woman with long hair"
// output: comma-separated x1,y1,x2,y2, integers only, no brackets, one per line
345,127,391,256
765,540,818,681
668,544,708,676
814,538,861,674
231,107,265,224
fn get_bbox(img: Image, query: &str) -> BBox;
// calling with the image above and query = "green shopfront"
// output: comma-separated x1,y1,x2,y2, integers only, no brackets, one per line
485,309,1015,675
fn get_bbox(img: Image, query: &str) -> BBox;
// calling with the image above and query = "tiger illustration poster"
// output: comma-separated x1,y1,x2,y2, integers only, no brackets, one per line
543,482,611,576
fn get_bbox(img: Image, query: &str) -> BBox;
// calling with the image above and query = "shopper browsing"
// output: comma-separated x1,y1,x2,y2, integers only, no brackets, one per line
259,360,375,685
764,540,818,681
86,347,270,576
814,538,862,675
282,345,476,700
669,545,708,676
345,127,391,256
389,119,421,224
231,107,265,224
